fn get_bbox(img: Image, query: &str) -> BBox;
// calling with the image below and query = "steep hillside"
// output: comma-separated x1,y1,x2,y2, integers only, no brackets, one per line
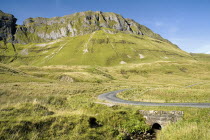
0,10,193,66
15,11,173,44
1,29,191,66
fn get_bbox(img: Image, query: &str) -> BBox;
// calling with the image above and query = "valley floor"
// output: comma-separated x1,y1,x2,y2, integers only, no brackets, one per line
0,60,210,140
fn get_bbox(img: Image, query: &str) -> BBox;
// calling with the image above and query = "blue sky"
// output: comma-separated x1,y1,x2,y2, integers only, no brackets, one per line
1,0,210,53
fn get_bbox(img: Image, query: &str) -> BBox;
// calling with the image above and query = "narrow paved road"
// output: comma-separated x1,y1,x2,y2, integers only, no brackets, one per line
98,89,210,108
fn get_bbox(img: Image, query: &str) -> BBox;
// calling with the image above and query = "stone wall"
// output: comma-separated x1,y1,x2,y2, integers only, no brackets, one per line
139,110,184,127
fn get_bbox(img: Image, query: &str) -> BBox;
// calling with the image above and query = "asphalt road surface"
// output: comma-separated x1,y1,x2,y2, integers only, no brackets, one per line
98,89,210,108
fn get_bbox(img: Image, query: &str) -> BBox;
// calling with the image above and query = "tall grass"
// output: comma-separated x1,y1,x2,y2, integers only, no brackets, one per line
0,58,210,139
157,121,210,140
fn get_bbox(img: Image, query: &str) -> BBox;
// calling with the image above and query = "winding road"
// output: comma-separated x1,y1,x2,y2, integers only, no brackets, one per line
98,89,210,108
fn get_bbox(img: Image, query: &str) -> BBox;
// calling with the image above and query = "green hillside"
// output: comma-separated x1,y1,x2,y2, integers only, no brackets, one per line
1,29,191,66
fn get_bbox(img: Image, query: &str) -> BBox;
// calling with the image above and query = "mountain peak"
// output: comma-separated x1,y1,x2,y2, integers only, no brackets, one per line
0,10,191,66
14,11,170,44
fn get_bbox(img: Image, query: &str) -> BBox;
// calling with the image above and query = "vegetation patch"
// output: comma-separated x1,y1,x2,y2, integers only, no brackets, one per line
0,51,210,139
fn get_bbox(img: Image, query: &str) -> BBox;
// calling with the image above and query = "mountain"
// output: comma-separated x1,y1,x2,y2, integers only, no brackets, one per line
0,10,192,66
0,10,17,42
15,11,172,44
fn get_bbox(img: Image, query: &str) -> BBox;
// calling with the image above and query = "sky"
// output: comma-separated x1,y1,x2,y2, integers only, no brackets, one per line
1,0,210,53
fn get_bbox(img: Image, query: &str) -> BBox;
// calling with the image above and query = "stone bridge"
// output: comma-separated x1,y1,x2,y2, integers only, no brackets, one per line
139,110,184,129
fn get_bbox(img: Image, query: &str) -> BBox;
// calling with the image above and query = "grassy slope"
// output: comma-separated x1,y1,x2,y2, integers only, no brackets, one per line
1,29,191,66
0,30,209,139
0,64,150,139
0,57,210,139
191,53,210,61
117,60,210,103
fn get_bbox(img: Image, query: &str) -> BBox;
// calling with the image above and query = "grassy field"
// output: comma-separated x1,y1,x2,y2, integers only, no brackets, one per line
0,29,191,66
0,57,210,139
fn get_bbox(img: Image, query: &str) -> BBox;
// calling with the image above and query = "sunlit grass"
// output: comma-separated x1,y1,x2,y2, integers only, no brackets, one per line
157,121,210,140
118,85,210,103
0,58,210,139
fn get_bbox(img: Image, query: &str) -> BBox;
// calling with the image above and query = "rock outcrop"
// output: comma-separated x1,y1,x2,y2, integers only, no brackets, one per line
15,11,170,44
0,10,173,45
0,10,17,42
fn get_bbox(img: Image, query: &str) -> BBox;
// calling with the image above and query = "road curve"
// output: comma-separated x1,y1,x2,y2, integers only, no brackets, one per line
98,89,210,108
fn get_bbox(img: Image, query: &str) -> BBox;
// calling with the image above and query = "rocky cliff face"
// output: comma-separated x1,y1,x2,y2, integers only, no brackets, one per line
15,11,170,44
0,10,17,42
